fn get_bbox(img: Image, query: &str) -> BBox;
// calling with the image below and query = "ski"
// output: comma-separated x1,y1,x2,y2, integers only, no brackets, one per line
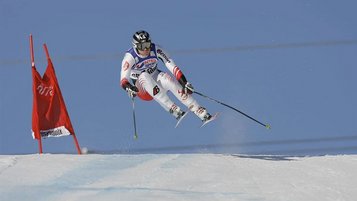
175,111,189,128
201,112,219,127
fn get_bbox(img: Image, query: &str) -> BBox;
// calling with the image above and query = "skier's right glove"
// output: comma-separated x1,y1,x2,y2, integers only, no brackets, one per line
126,85,139,98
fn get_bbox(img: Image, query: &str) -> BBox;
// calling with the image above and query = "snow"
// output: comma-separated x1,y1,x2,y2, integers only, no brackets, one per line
0,154,356,201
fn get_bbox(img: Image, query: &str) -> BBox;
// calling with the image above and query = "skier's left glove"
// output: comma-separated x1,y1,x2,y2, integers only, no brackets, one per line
177,72,194,94
183,82,194,94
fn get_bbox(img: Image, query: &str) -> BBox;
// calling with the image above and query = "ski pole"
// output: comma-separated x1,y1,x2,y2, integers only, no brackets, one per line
131,98,138,139
194,91,271,129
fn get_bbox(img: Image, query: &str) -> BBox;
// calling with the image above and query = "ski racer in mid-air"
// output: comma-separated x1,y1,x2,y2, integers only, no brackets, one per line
120,30,215,126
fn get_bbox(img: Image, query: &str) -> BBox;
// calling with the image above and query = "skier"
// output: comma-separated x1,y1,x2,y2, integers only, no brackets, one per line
120,30,215,125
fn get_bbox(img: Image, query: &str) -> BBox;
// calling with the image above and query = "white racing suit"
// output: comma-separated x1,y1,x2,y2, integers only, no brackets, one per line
120,43,209,121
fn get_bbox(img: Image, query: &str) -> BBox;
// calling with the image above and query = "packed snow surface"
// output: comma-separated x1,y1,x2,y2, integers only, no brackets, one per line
0,154,356,201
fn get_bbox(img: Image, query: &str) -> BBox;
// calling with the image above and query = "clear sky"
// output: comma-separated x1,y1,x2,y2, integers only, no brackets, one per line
1,0,357,155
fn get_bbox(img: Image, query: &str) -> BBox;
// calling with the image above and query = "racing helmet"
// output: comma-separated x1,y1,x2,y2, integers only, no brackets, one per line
132,30,152,50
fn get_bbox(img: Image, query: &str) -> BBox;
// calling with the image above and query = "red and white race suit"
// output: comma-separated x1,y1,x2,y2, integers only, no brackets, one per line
120,43,208,120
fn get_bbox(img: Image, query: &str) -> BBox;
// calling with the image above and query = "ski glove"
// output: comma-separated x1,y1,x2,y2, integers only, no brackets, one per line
177,73,194,94
183,82,194,94
126,85,139,98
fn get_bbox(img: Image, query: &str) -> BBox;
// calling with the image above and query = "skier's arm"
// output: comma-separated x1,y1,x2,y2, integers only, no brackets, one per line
120,53,138,97
156,45,193,93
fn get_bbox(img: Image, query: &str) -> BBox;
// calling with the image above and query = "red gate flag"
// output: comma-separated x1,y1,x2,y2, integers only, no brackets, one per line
31,56,75,139
30,35,81,154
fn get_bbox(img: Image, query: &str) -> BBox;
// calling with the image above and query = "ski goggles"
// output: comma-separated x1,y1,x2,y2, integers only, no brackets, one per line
136,42,151,50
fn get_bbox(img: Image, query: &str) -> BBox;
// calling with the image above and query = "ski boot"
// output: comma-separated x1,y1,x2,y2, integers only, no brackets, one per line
195,107,218,127
170,105,188,127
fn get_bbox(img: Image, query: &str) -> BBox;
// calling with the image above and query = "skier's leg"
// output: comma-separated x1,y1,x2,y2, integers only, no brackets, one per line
138,72,185,119
157,72,212,121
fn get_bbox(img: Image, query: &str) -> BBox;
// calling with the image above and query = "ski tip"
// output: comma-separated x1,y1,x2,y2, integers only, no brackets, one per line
175,111,189,128
201,112,219,127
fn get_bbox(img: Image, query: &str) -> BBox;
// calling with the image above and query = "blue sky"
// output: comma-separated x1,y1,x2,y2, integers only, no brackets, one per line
1,0,357,155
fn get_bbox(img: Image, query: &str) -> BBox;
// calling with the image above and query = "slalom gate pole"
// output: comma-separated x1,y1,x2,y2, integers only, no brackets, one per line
43,43,82,154
30,34,35,67
194,91,271,129
38,139,43,154
131,98,138,139
30,34,43,154
43,43,50,60
72,134,82,155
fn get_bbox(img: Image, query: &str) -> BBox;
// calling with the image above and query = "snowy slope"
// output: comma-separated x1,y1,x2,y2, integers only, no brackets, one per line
0,154,356,201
